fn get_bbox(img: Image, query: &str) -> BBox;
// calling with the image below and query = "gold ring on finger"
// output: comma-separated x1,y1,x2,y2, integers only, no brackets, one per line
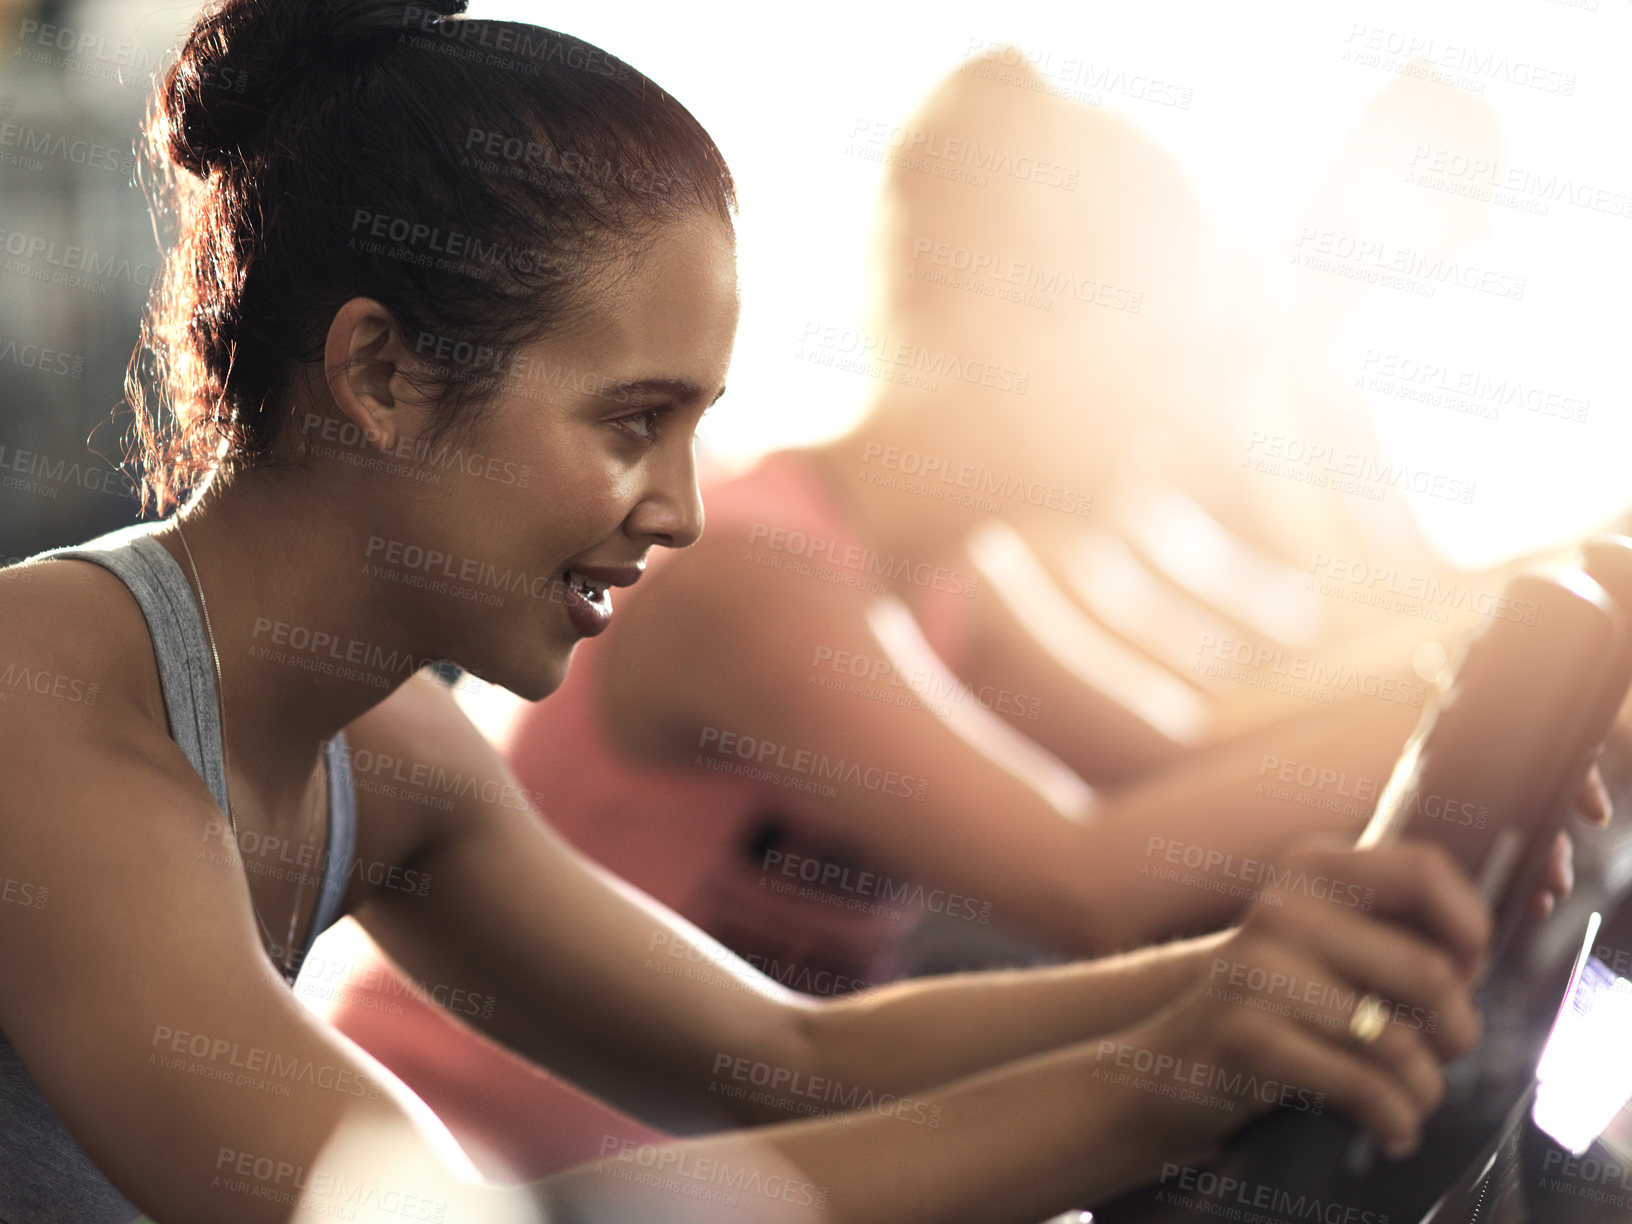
1348,992,1388,1046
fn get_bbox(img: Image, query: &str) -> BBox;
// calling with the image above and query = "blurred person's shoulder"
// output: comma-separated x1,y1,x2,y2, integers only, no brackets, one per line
701,448,838,528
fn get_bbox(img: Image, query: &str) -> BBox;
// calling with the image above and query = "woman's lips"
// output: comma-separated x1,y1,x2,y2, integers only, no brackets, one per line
560,564,643,637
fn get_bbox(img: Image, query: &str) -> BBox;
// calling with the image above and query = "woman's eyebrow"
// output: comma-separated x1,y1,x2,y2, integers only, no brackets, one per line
599,377,727,406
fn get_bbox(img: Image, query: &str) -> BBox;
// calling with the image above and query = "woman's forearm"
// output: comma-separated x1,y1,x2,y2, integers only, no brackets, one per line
535,1039,1164,1224
286,1070,1135,1224
787,932,1227,1117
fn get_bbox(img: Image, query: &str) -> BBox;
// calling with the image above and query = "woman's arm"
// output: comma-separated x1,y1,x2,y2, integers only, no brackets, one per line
534,839,1494,1224
0,654,1175,1224
343,714,1491,1224
920,514,1429,778
0,689,497,1224
355,631,1518,1165
340,671,1217,1133
0,666,1487,1224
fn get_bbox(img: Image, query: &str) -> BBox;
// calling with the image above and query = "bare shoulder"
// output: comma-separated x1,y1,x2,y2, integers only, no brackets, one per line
0,564,292,1065
0,556,239,929
0,556,199,902
346,665,477,751
0,555,498,917
0,554,170,734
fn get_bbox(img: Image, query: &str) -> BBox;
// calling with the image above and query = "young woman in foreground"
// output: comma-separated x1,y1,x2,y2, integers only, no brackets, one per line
334,48,1600,1181
0,3,1531,1222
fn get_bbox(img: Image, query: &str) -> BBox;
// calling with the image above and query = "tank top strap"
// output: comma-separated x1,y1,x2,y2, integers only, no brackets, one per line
33,523,229,811
30,523,360,974
301,730,357,971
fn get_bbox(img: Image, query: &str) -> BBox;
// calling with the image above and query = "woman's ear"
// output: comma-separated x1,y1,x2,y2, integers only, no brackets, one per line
323,297,433,453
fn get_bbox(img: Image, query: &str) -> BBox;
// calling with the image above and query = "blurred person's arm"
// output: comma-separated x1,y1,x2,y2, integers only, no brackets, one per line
953,514,1591,779
591,531,1420,955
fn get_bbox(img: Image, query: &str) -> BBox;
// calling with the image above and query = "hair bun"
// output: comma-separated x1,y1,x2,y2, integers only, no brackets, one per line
161,0,468,178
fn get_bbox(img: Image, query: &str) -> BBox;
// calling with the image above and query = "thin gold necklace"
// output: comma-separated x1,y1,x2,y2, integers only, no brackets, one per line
173,517,323,981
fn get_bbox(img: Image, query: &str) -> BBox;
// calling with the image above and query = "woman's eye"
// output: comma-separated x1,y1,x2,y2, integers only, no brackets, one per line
616,409,663,441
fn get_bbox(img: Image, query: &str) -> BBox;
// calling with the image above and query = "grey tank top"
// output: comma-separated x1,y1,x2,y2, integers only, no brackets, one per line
0,523,359,1224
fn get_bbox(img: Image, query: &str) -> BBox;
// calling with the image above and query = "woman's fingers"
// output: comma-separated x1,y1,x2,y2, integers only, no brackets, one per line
1210,1004,1430,1153
1232,899,1481,1062
1249,838,1491,982
1207,936,1451,1120
1197,839,1495,1148
1357,1007,1449,1125
1530,760,1612,915
1142,840,1493,1157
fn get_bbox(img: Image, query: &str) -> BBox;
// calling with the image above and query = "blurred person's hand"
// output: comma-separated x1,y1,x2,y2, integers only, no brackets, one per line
1534,764,1615,917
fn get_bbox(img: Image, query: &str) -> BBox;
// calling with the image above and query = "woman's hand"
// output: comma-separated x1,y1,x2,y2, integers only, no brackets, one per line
1101,838,1490,1166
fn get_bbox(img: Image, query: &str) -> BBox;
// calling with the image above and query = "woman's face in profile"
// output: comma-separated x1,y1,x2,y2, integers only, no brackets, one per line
393,212,740,701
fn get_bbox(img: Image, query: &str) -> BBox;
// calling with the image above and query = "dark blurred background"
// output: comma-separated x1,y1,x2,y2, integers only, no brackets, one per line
0,0,199,564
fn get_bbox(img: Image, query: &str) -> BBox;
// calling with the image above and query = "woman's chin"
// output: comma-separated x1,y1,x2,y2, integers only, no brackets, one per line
514,650,576,703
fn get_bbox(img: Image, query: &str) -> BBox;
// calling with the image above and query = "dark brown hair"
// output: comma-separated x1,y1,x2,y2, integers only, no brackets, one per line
128,0,736,513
